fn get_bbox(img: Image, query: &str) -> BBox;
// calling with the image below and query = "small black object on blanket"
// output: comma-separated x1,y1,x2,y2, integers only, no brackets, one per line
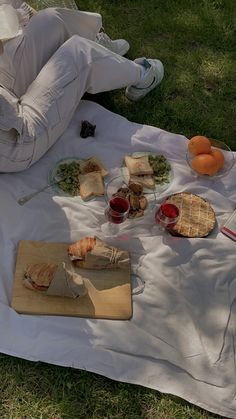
80,120,96,138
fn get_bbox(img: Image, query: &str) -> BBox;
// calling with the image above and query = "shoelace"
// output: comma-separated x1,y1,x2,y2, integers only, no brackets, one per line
21,2,35,18
96,32,113,48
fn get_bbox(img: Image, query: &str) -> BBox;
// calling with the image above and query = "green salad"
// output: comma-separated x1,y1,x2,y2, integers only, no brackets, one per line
148,154,171,184
55,161,81,196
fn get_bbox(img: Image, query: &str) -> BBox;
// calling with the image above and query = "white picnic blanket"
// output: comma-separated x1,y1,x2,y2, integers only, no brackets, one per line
0,100,235,418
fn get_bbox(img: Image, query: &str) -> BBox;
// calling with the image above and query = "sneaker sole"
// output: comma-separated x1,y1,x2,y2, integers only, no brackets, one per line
125,61,164,101
125,76,160,101
117,43,130,56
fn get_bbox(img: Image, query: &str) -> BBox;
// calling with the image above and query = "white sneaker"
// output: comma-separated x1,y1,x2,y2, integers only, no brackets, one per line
96,32,130,56
125,58,164,101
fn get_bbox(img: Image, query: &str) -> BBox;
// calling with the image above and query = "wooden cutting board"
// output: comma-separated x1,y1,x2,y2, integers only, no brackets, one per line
11,240,132,320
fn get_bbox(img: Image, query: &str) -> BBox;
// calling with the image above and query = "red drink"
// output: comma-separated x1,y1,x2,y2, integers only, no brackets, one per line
106,197,130,224
155,203,179,229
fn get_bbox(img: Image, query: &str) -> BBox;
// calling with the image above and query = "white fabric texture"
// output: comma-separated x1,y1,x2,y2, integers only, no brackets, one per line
0,100,235,418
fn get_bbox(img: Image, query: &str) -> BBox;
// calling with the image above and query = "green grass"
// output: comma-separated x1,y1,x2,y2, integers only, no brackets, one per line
1,1,235,418
0,354,220,419
81,0,235,150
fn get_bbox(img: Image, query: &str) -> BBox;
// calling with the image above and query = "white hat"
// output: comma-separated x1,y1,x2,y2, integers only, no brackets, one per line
0,4,22,41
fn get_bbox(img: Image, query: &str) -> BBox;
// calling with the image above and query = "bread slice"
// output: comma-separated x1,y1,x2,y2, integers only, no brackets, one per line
130,175,155,189
80,156,109,177
79,172,104,201
124,155,153,176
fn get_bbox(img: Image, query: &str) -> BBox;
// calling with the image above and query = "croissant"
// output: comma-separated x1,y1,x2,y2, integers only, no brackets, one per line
68,236,130,270
23,262,87,298
68,236,96,260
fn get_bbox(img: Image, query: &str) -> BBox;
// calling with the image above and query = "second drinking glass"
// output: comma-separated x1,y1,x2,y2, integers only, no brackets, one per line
154,201,179,231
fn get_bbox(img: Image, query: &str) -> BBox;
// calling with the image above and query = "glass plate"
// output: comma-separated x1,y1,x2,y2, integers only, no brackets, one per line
105,175,157,221
121,152,174,194
48,157,97,202
186,139,234,179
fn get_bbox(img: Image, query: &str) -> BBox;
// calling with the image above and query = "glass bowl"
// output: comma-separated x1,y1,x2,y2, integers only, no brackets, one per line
186,138,234,179
105,175,130,204
105,175,157,220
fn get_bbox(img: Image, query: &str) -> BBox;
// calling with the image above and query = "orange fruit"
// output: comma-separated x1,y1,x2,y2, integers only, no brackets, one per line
188,135,212,155
191,153,219,176
210,148,224,170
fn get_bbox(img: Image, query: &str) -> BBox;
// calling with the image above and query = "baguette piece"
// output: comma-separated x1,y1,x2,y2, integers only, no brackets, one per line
80,156,109,177
130,175,155,190
79,171,104,201
124,155,153,176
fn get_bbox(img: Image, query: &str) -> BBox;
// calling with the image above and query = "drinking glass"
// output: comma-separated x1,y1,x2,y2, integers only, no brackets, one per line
154,202,179,231
101,195,130,237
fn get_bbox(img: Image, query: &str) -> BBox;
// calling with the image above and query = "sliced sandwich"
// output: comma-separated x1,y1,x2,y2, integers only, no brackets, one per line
124,155,153,176
80,156,109,177
129,175,156,190
79,171,105,201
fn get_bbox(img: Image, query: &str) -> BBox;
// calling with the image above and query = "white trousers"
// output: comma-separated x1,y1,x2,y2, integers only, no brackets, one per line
0,7,103,96
0,8,142,172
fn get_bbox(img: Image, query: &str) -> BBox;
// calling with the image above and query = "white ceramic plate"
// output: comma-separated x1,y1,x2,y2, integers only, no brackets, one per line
121,152,173,194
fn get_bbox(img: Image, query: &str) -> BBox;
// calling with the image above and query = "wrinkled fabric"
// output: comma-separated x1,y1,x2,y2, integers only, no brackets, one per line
0,35,140,172
0,7,102,95
0,7,141,172
0,100,235,418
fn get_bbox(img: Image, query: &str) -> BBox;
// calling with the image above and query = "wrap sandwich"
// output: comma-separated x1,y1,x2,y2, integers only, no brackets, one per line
23,262,87,298
68,236,130,270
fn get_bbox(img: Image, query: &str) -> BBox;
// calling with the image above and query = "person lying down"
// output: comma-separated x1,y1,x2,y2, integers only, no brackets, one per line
23,237,130,298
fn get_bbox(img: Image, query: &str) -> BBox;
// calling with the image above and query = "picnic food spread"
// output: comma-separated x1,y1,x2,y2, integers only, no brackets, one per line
22,237,130,299
7,97,235,419
16,133,232,310
54,153,172,199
